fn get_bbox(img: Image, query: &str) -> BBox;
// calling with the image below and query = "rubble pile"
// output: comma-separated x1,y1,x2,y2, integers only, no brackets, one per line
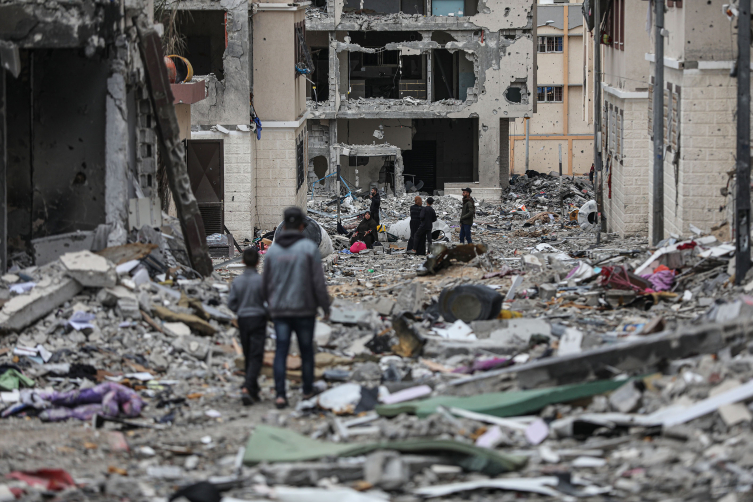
3,178,753,501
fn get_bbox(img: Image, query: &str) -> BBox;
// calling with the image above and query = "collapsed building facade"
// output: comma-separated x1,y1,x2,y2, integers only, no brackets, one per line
305,0,536,200
0,0,213,274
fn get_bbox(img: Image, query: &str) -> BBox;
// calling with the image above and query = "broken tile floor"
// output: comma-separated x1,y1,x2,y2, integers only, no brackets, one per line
1,174,752,502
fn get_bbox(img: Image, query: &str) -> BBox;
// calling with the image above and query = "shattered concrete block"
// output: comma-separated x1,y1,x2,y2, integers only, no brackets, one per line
96,286,137,307
0,276,83,332
609,380,643,413
710,379,753,426
363,297,395,316
117,297,141,319
395,281,425,313
364,451,408,490
172,335,209,360
60,250,117,288
538,284,557,301
163,322,192,337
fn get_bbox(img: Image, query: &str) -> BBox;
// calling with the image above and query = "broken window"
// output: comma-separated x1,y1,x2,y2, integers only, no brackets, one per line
537,36,563,53
173,10,226,80
431,50,475,102
536,86,563,103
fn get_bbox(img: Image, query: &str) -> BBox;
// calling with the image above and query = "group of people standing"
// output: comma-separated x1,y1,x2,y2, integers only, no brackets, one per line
227,207,331,409
407,187,475,254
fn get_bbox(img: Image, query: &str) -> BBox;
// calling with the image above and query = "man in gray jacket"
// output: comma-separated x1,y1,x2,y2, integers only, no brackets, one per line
262,206,331,408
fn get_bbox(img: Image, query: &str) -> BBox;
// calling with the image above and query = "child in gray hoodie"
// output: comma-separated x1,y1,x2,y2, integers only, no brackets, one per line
227,247,267,406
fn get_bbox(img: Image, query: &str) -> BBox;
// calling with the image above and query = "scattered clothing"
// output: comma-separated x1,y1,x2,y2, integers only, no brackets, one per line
2,382,143,421
350,241,367,253
0,367,35,391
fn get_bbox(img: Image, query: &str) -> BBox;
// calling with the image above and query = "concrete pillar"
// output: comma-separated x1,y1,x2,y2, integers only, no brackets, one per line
104,72,129,241
477,119,504,188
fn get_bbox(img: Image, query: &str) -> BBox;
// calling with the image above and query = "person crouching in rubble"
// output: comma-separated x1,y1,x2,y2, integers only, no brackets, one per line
227,247,266,406
406,196,423,254
349,211,379,249
414,197,437,256
262,207,332,409
459,187,475,244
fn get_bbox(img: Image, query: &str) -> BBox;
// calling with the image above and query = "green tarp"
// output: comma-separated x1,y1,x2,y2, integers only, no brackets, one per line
376,378,630,418
243,425,527,475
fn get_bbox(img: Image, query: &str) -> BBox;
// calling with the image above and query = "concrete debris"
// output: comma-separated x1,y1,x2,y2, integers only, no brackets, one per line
5,172,753,502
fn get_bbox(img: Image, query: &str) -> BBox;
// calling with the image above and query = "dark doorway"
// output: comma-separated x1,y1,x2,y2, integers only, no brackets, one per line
186,140,224,235
410,118,474,190
174,10,226,80
402,140,436,194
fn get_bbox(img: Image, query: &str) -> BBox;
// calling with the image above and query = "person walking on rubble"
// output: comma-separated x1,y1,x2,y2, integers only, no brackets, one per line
350,210,379,249
414,197,437,256
369,187,381,225
227,247,266,407
459,187,475,244
406,196,423,254
262,207,331,409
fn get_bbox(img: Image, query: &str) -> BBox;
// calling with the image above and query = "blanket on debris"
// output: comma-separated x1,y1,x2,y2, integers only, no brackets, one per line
1,382,143,421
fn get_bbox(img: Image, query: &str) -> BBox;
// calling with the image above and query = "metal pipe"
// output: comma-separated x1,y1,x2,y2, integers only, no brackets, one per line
652,0,665,245
735,0,751,284
594,0,602,245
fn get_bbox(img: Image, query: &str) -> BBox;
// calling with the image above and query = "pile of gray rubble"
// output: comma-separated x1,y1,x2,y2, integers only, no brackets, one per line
1,174,752,502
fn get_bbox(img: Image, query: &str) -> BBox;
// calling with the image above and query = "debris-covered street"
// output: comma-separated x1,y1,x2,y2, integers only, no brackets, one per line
3,173,753,502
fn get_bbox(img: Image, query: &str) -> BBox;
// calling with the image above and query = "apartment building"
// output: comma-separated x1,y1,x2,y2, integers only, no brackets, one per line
588,0,751,238
588,0,652,237
511,1,594,177
305,0,536,200
645,0,748,238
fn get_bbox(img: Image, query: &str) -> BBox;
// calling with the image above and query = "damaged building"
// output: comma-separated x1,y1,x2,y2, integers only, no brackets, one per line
305,0,535,199
0,0,213,274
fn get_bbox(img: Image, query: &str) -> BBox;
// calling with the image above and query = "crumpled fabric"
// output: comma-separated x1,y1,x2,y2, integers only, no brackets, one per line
641,270,675,292
1,382,143,421
0,366,35,391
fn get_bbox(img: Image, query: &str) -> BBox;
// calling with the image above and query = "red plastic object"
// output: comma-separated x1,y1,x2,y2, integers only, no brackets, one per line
350,241,367,253
7,469,76,491
164,56,177,84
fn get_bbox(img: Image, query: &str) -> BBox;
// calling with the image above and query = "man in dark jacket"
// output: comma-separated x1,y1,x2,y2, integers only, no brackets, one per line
459,187,475,244
349,211,379,248
227,247,266,406
262,207,331,408
406,196,422,254
369,187,381,225
414,197,436,256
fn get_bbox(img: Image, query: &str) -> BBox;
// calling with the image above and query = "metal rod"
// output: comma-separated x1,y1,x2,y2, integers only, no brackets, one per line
525,117,530,172
336,164,341,224
593,0,602,245
652,0,665,245
736,0,751,284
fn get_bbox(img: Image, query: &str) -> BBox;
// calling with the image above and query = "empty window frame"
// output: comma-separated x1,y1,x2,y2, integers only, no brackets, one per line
173,10,226,80
537,36,563,53
536,86,563,103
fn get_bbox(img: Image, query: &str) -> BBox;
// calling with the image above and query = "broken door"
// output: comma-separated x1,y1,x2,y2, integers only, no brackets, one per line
186,139,224,235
